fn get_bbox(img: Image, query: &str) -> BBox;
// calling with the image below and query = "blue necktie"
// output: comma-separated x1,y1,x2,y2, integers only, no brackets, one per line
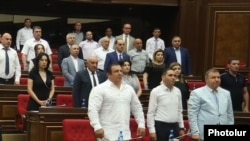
212,90,219,109
119,54,122,60
4,48,9,75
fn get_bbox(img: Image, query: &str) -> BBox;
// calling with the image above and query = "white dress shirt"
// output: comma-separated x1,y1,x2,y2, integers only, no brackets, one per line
21,38,52,62
146,37,165,60
16,27,33,50
79,40,99,60
71,55,79,72
0,44,21,81
147,84,184,133
93,47,113,70
88,80,145,140
87,68,99,87
174,47,182,65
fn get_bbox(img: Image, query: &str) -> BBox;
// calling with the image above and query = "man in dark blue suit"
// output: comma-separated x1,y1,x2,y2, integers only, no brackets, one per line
104,38,130,72
164,36,192,76
72,56,107,107
58,33,84,68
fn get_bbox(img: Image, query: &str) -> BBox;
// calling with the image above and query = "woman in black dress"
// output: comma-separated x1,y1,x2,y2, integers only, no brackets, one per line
168,62,190,109
27,52,55,111
143,49,166,89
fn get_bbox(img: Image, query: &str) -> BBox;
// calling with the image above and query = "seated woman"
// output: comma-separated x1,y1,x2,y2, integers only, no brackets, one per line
143,49,166,89
168,62,190,110
119,60,142,97
28,44,45,72
27,52,55,111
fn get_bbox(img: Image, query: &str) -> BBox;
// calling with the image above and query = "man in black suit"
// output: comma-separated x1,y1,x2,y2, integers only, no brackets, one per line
72,56,107,107
104,38,130,72
58,33,84,68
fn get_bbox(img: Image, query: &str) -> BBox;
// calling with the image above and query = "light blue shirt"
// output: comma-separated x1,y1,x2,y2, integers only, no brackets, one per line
188,85,234,140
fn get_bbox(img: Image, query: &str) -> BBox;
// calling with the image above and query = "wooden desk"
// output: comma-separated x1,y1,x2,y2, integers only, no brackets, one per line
26,107,88,141
0,85,72,133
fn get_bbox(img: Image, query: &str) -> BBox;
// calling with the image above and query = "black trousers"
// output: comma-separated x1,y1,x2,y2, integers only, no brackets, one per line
155,120,179,141
0,77,14,85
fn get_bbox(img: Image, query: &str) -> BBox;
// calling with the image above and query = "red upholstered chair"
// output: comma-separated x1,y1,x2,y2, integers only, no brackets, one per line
182,120,192,141
187,81,206,91
54,76,65,86
63,119,95,141
130,118,150,141
20,77,28,85
56,94,73,107
52,64,61,72
16,94,30,132
52,54,58,63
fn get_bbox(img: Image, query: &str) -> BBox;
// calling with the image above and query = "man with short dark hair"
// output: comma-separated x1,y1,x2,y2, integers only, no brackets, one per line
16,18,33,51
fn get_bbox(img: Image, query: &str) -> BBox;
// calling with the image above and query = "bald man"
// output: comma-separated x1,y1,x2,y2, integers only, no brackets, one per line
72,56,107,107
0,33,21,85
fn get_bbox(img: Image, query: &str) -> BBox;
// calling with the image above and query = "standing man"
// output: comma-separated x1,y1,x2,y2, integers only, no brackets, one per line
98,27,115,49
116,23,135,53
72,56,106,107
220,57,249,112
146,27,165,61
58,33,84,67
21,26,52,70
61,44,85,87
79,31,99,61
0,33,21,85
88,64,145,140
147,69,185,141
104,38,130,72
16,18,33,51
128,38,149,74
93,37,114,71
73,21,84,45
164,36,192,76
188,68,234,141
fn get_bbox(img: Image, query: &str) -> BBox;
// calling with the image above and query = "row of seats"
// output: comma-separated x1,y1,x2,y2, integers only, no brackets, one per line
62,118,192,141
19,76,65,86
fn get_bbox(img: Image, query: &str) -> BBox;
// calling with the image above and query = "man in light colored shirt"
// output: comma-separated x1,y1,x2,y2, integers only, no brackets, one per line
73,21,84,45
188,68,234,141
21,26,52,70
79,31,99,61
116,23,135,53
98,27,115,49
146,27,165,61
93,37,113,71
128,38,149,74
88,64,145,140
0,33,21,85
147,69,185,141
16,18,33,51
61,44,85,87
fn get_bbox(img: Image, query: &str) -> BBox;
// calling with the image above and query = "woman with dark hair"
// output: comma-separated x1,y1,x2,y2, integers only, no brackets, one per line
119,60,142,97
27,52,55,111
28,44,45,72
143,49,166,89
168,62,190,109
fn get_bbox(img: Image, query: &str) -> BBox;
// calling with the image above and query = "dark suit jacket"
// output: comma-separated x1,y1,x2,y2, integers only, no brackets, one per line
164,47,192,75
104,51,130,72
58,44,84,67
72,69,107,107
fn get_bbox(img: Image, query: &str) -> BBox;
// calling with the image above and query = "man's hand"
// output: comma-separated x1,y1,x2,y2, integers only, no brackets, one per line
95,129,104,138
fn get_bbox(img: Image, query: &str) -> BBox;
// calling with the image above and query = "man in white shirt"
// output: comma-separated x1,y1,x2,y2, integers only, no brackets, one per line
147,69,185,141
0,33,21,85
21,26,52,70
88,64,145,140
93,37,113,71
146,27,165,61
16,18,33,51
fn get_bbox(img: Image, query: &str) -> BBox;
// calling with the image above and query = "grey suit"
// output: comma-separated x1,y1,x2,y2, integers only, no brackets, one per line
61,56,85,87
115,34,135,52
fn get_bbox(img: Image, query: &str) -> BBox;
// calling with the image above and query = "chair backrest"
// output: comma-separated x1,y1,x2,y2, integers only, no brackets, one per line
63,119,95,141
130,118,150,141
52,54,58,63
54,76,65,86
187,81,206,91
20,77,28,85
16,94,30,131
52,64,61,72
56,94,73,107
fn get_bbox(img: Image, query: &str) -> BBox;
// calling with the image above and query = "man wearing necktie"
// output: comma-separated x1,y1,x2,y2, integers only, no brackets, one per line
188,68,234,141
0,33,21,85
